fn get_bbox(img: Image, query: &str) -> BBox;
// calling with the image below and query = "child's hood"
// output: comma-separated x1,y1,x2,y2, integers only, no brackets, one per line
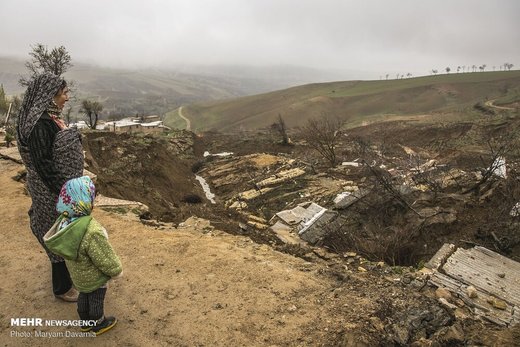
44,215,92,261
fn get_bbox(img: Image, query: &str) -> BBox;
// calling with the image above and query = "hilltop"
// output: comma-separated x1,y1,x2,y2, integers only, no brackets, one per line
0,56,353,118
169,71,520,131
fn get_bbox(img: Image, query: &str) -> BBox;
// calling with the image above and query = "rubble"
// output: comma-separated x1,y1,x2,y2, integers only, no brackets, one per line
426,243,520,326
491,156,507,179
510,202,520,217
255,167,306,188
333,189,368,209
203,151,234,158
269,202,339,245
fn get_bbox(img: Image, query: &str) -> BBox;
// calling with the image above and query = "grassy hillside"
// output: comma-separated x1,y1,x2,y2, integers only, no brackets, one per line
1,56,340,119
174,71,520,132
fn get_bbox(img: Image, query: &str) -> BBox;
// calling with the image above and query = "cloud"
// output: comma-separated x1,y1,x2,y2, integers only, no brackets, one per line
1,0,518,78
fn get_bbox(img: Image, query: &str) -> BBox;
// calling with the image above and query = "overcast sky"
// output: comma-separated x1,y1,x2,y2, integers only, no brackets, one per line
1,0,518,79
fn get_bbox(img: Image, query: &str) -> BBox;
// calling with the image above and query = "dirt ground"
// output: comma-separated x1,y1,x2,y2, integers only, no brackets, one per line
1,158,520,346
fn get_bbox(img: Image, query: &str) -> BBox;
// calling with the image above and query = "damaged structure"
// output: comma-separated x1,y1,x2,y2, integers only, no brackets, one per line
425,243,520,327
269,202,339,245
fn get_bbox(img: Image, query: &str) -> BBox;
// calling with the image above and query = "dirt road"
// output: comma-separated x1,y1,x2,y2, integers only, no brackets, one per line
178,106,191,131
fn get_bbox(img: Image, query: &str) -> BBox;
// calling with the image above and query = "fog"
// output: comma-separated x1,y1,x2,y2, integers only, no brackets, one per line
1,0,518,79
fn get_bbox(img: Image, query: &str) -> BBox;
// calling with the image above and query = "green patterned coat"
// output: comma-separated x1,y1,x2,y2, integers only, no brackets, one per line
44,216,122,293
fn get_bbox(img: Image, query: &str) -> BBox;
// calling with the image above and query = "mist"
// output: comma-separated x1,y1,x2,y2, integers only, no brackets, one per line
1,0,518,79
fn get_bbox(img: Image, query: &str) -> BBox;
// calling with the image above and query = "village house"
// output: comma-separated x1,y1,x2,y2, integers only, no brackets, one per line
71,115,170,133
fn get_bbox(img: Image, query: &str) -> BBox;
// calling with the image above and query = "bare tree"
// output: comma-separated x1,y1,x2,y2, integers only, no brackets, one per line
63,106,73,126
19,44,73,86
431,69,438,75
446,67,451,74
81,100,103,129
299,116,344,167
463,135,518,195
271,114,290,145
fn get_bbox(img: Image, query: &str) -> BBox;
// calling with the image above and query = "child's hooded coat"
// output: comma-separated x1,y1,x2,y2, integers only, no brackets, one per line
44,176,122,293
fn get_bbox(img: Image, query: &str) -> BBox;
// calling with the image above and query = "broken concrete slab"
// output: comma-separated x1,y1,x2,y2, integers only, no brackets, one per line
427,244,520,326
96,194,148,212
269,202,339,245
238,187,274,201
0,146,23,164
270,221,303,245
271,202,325,226
341,161,360,167
256,167,306,188
333,188,368,209
491,156,507,179
298,210,338,245
425,243,456,270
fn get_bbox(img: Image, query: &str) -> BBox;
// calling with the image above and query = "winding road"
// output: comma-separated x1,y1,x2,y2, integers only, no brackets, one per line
485,99,516,111
178,106,191,131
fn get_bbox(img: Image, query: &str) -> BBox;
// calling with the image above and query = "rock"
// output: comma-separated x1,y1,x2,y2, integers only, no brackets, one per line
344,252,357,257
454,308,469,320
435,287,452,300
369,317,385,332
358,266,367,272
246,220,269,230
410,338,433,347
453,298,465,307
486,297,507,310
441,323,464,344
466,285,478,298
287,305,297,312
391,324,410,345
438,298,457,310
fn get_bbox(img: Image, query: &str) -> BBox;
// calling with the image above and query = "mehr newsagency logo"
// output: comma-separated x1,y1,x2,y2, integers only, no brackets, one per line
10,318,96,338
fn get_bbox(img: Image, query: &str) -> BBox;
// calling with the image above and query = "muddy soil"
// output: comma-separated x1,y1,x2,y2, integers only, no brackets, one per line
81,114,520,268
2,158,520,346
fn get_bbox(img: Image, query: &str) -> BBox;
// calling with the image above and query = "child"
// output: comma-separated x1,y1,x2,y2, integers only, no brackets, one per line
44,176,122,336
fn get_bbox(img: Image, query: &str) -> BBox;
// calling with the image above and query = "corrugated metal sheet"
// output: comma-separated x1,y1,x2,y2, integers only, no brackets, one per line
428,244,520,327
442,246,520,307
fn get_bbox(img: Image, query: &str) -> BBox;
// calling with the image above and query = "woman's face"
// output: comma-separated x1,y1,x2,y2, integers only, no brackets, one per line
53,87,70,110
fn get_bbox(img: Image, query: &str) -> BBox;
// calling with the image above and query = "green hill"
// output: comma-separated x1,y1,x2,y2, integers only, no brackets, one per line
174,71,520,132
1,57,341,119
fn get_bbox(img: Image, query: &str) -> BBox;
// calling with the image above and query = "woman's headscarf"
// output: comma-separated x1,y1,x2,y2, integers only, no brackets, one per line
57,176,96,230
17,72,65,145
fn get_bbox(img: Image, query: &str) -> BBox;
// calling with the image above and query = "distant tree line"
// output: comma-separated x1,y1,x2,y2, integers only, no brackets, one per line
381,62,515,80
429,62,514,76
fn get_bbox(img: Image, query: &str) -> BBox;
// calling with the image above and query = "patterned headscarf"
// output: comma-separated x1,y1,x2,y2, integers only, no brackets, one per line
57,176,96,230
17,72,65,145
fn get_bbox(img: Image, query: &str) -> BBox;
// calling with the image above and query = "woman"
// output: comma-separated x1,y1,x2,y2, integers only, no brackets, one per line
16,72,84,301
